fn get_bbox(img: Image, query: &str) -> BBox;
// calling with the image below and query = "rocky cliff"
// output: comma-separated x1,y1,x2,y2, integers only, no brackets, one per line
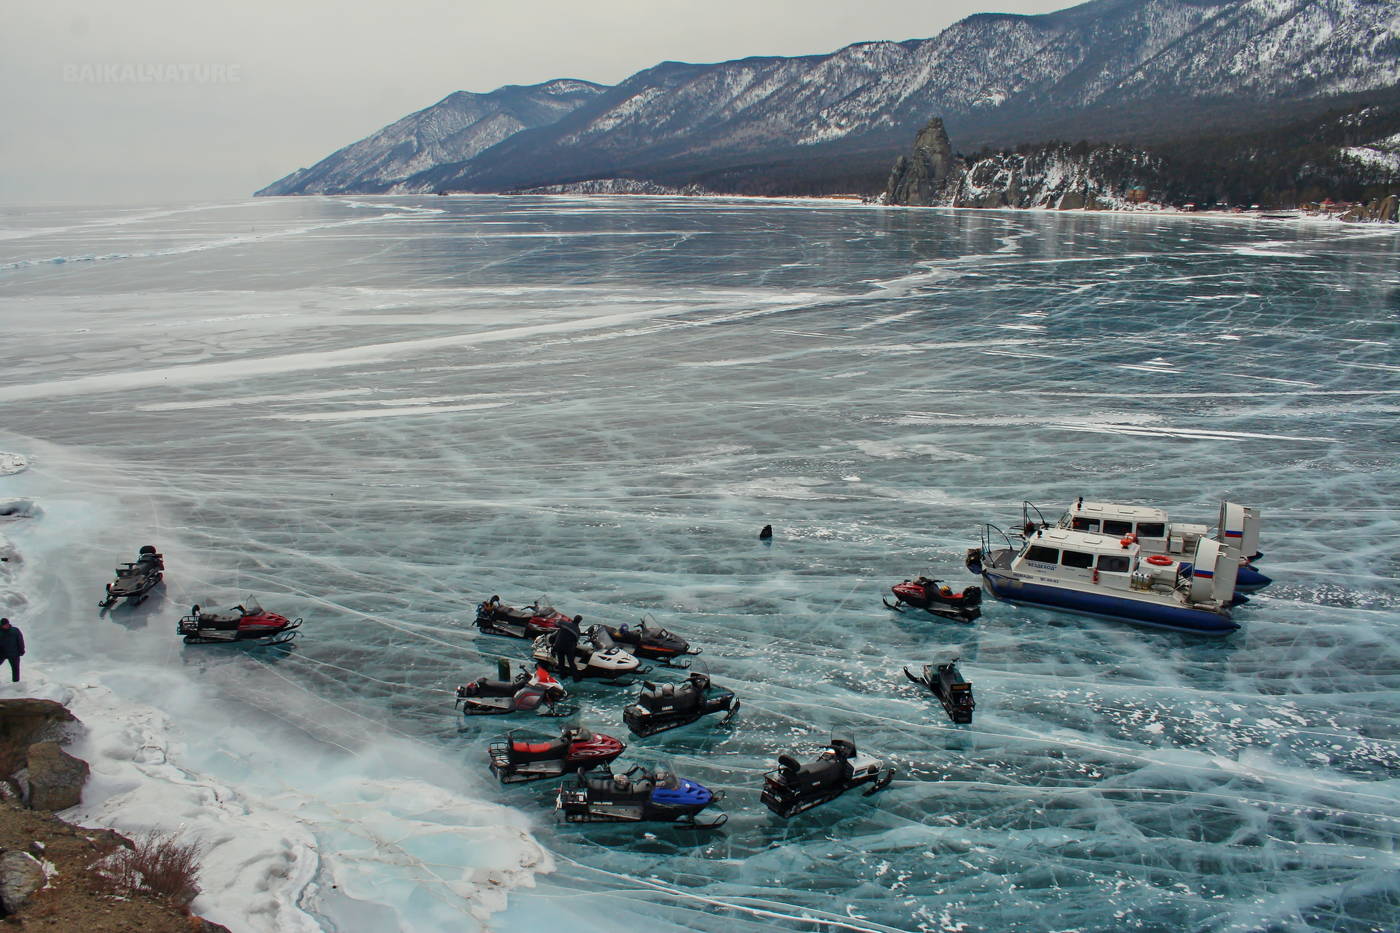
0,699,227,932
883,118,1161,210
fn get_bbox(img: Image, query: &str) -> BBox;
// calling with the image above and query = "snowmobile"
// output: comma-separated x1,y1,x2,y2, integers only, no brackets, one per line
487,725,625,784
905,660,975,724
884,576,981,621
177,598,301,646
556,764,727,827
532,627,647,682
760,739,894,818
599,616,701,667
474,595,571,639
99,545,164,609
622,672,739,737
455,660,575,717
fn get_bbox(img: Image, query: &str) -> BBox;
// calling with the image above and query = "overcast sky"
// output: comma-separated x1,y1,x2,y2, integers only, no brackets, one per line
1,0,1068,205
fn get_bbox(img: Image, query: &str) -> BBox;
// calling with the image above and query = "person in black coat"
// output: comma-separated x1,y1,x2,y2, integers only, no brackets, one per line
0,618,24,683
552,615,582,675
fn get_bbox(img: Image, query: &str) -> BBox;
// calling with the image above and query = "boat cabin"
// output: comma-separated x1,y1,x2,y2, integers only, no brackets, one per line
1058,500,1207,556
1015,528,1145,588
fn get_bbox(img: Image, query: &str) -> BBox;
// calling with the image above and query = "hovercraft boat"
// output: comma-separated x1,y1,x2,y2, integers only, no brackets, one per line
885,577,981,621
905,660,975,724
475,595,570,639
177,599,301,645
968,523,1241,635
487,726,624,784
623,672,739,737
532,627,647,682
599,616,701,667
760,739,894,818
455,661,574,717
557,765,726,827
1023,498,1271,591
99,545,164,609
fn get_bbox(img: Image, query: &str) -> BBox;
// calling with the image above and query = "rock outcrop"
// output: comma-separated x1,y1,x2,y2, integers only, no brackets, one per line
0,849,46,913
1342,194,1399,222
883,120,1163,211
0,700,77,789
23,743,88,812
883,119,958,206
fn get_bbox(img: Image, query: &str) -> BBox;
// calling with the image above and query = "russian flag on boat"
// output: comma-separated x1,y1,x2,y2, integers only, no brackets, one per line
1194,567,1214,578
1224,529,1243,538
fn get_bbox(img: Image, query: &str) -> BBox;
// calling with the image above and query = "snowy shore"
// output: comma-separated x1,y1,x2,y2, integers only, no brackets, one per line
0,448,557,933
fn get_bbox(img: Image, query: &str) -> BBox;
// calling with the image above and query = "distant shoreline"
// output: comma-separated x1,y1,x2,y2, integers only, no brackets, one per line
357,190,1400,230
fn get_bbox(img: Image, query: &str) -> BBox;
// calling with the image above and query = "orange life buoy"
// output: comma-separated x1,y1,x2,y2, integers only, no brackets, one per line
1146,555,1173,566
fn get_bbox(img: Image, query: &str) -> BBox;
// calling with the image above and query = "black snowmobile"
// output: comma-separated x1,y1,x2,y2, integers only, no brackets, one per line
905,660,975,724
487,725,625,784
884,577,981,621
99,545,164,609
556,764,726,828
598,616,701,668
622,672,739,737
532,627,647,682
760,739,894,818
455,660,575,717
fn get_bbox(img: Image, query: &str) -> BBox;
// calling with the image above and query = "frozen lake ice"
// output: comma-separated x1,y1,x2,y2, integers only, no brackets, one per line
0,195,1397,932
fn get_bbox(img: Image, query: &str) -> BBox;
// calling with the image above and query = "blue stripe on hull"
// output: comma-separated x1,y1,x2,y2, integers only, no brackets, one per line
983,572,1238,636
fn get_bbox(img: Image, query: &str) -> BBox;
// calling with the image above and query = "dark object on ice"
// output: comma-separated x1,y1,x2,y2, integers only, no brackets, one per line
760,738,894,818
905,660,975,724
455,663,574,717
600,617,701,667
177,598,301,646
487,725,624,784
474,595,571,639
0,618,23,683
99,545,164,609
532,626,646,682
759,524,772,541
623,672,739,737
884,576,981,621
557,764,726,827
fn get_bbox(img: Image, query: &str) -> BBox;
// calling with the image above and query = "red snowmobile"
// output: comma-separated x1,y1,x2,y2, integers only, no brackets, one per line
177,598,301,646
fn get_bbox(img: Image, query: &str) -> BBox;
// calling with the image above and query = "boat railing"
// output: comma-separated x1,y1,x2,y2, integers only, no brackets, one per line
1020,501,1049,537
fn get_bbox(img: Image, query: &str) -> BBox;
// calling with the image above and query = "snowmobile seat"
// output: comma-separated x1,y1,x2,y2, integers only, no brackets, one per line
785,756,845,789
509,738,568,760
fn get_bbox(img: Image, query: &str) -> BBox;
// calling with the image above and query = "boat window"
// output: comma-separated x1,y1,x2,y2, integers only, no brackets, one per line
1103,519,1133,536
1097,555,1130,573
1071,517,1099,532
1061,550,1094,569
1024,545,1059,564
1136,522,1166,538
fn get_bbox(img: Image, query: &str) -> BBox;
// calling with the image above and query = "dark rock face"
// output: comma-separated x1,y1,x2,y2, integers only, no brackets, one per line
0,700,76,781
24,743,88,811
883,119,959,206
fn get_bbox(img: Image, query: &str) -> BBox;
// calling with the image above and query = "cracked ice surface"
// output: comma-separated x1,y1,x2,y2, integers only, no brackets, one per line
0,195,1397,932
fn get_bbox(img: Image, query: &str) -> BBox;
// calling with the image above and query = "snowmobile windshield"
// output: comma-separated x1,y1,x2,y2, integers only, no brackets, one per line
653,770,679,790
243,597,263,615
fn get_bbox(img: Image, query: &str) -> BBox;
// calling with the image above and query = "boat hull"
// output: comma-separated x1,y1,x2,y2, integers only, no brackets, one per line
982,570,1238,636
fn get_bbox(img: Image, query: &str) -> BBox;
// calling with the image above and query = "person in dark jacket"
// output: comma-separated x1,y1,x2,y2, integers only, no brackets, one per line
0,618,24,682
552,615,582,675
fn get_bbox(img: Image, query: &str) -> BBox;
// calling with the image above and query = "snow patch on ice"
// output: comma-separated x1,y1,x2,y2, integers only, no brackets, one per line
0,453,28,476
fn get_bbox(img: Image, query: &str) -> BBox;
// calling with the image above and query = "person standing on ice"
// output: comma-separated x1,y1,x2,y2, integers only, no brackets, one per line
552,615,582,675
0,618,24,682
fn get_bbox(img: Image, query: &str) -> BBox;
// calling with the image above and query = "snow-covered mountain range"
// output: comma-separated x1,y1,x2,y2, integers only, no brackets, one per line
255,79,605,196
259,0,1400,197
